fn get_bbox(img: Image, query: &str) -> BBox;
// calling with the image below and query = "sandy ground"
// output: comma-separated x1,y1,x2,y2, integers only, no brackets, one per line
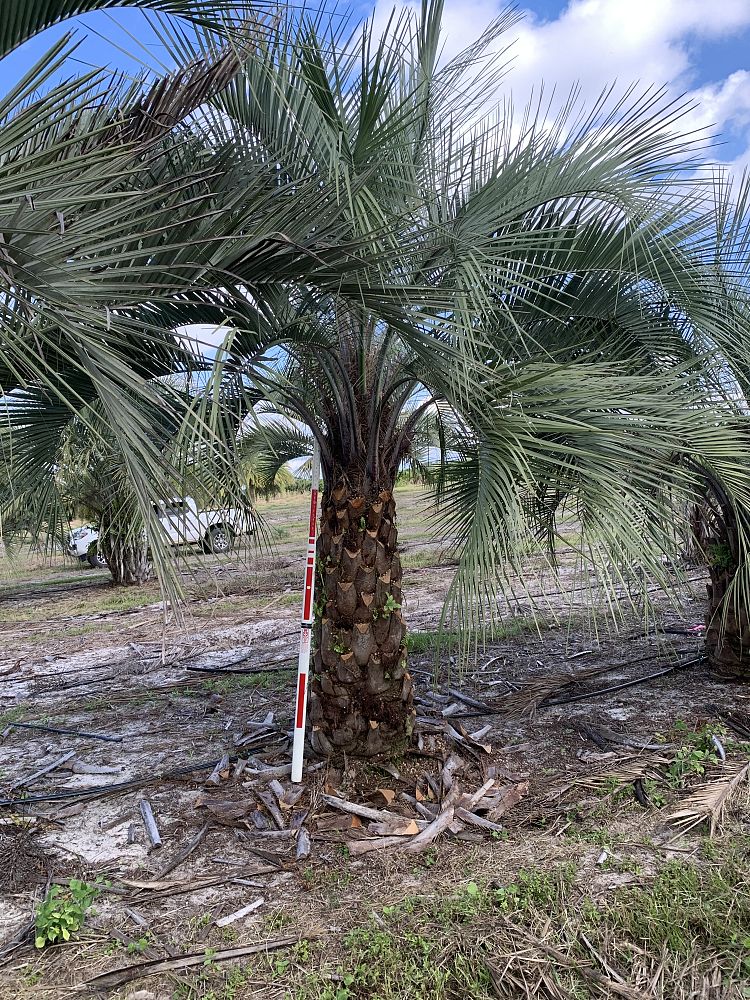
0,488,747,999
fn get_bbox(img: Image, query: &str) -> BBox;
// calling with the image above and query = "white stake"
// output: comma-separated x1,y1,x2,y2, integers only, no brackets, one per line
291,440,321,783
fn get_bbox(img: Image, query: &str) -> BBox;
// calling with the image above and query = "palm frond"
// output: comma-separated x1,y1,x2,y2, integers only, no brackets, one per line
667,761,750,837
0,0,259,59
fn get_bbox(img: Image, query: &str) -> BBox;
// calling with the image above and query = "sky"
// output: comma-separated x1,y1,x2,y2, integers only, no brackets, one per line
3,0,750,172
364,0,750,174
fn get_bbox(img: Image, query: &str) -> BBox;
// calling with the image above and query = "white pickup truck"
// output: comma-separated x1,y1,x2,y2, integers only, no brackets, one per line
67,497,251,567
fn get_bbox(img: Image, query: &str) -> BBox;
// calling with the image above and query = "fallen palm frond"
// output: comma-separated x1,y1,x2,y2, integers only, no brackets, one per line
666,760,750,837
577,723,672,752
491,919,651,1000
489,666,612,718
77,936,306,990
551,752,670,800
720,709,750,741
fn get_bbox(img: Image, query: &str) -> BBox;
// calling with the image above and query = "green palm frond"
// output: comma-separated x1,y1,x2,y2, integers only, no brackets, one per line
236,417,314,488
4,0,750,658
0,0,260,59
432,361,750,634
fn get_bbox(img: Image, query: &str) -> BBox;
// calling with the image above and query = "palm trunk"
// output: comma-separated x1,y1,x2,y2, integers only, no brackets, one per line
99,531,152,586
308,481,415,757
695,478,749,678
705,563,749,678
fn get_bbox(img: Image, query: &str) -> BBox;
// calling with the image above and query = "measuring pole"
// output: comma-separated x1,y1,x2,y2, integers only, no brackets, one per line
291,440,321,783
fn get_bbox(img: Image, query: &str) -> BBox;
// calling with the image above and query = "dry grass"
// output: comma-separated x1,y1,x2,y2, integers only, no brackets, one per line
6,833,749,999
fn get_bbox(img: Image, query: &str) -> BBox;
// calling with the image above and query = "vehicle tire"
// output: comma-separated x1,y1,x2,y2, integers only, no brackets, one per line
206,525,233,554
88,551,107,569
78,555,89,564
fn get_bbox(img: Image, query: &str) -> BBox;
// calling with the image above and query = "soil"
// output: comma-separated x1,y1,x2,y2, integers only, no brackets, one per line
0,488,747,999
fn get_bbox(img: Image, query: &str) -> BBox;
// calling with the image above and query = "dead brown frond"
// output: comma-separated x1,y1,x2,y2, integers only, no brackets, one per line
721,709,750,741
489,666,610,718
666,760,750,837
104,15,277,150
551,752,670,800
0,823,50,891
492,918,651,1000
118,44,243,146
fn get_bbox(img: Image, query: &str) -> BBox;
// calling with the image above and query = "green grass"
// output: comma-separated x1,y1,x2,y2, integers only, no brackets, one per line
188,670,295,696
0,706,26,726
401,549,455,570
165,849,750,999
0,570,95,592
406,619,531,654
0,583,159,625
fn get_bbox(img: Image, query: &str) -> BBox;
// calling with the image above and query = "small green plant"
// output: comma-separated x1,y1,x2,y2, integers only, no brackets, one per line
331,637,349,654
20,966,43,986
35,879,103,948
126,936,150,955
643,778,667,808
493,865,575,914
667,725,721,788
707,541,735,573
380,594,401,618
421,847,438,867
265,909,294,932
293,939,312,963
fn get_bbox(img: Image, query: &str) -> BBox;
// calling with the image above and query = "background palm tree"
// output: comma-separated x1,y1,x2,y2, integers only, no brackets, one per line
0,0,412,601
679,174,750,678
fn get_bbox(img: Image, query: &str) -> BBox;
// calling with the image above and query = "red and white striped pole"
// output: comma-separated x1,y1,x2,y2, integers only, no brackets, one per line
291,440,321,783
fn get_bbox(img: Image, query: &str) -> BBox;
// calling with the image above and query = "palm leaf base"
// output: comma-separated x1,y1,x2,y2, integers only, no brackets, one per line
308,483,415,756
705,567,750,679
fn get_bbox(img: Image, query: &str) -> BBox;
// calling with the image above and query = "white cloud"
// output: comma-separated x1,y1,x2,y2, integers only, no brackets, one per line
373,0,750,173
686,70,750,174
176,324,232,360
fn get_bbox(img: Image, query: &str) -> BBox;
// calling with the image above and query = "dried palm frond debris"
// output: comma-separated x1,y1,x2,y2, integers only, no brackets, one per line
715,708,750,741
551,752,671,800
312,756,528,856
488,666,613,718
79,936,307,991
488,919,651,1000
666,760,750,837
0,822,49,891
577,723,672,752
432,652,704,722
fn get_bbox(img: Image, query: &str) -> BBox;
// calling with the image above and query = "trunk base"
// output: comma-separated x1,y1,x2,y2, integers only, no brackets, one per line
705,567,750,680
100,534,152,586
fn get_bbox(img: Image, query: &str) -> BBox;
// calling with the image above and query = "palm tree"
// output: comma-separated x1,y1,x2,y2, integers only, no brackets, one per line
682,174,750,678
0,0,253,593
4,1,750,754
186,6,750,755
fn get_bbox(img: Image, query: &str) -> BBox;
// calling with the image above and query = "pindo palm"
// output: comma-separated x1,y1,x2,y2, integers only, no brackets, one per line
3,2,750,756
206,4,750,754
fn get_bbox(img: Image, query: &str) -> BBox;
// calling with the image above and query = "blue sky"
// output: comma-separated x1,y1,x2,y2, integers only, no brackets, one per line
4,0,750,169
